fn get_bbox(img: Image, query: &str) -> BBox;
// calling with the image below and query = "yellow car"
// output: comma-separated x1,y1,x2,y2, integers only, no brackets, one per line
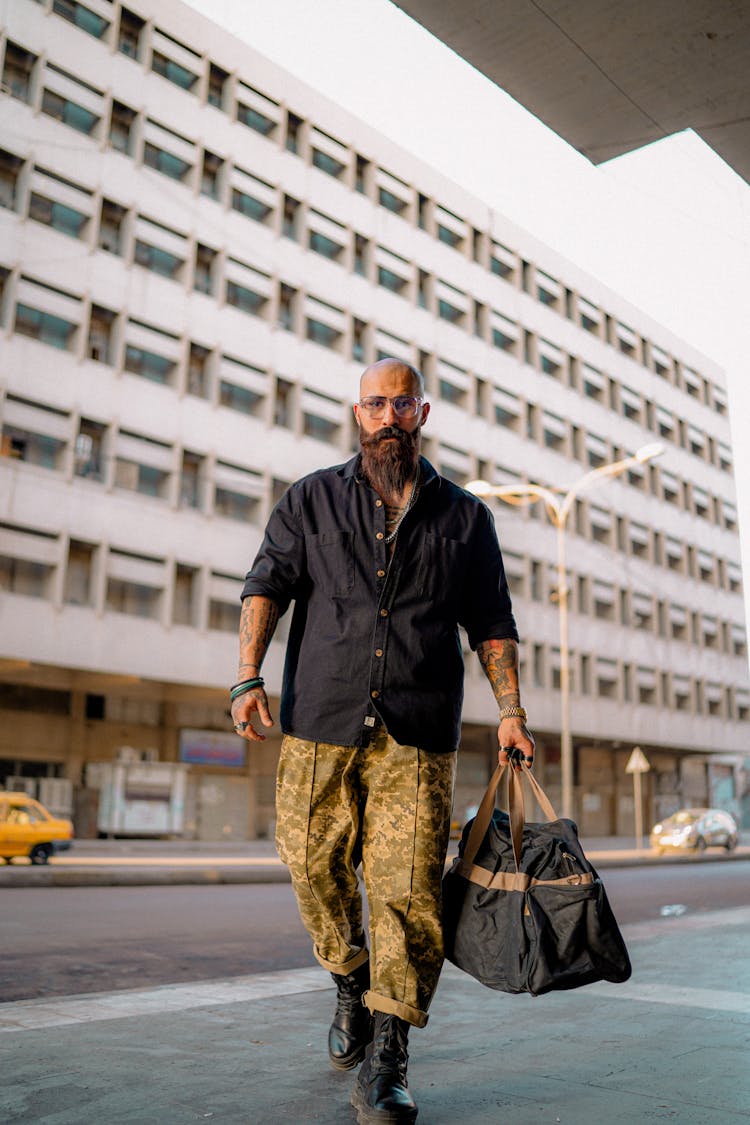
0,792,74,865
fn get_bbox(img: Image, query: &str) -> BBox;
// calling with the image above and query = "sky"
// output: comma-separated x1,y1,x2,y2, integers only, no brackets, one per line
185,0,750,629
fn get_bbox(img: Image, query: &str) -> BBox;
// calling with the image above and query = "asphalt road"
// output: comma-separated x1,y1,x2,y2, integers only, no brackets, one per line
2,863,748,1003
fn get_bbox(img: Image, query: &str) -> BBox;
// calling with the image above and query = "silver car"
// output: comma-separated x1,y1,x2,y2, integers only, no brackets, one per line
650,808,739,855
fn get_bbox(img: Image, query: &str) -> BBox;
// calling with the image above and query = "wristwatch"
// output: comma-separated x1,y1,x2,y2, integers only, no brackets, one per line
498,706,528,722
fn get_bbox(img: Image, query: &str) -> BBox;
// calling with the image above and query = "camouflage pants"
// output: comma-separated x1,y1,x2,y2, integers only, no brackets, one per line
276,728,456,1027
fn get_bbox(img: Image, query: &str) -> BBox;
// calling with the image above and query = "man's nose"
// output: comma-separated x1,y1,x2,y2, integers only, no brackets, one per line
381,400,400,424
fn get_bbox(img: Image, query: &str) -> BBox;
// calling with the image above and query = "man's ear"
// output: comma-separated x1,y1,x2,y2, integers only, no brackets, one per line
352,403,361,426
419,401,430,426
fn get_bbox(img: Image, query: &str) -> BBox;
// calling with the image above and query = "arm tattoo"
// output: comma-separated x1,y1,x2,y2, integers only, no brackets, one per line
476,638,520,710
238,596,279,678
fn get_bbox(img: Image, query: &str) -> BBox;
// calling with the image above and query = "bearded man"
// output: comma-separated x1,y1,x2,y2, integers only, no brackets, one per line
232,358,534,1123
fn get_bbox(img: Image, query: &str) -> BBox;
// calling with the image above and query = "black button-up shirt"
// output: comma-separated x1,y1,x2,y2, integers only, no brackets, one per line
241,454,518,754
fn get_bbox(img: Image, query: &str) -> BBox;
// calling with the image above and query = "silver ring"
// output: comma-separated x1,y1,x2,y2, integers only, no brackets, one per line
234,721,248,732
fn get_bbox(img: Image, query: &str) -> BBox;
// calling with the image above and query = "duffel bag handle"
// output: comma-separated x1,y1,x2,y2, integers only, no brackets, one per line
462,762,558,871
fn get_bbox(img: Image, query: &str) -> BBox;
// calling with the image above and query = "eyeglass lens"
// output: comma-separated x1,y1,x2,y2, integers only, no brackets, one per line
361,396,420,417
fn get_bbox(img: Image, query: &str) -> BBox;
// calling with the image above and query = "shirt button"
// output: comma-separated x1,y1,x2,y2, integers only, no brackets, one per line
375,499,383,507
377,569,385,578
376,531,384,540
380,608,389,617
375,649,383,657
371,690,379,699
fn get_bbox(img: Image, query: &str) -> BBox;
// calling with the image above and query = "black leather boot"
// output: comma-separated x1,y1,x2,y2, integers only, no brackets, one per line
328,961,372,1070
351,1011,418,1123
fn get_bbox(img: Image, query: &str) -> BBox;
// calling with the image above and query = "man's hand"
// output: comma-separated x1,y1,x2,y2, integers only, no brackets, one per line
497,716,535,771
231,687,274,742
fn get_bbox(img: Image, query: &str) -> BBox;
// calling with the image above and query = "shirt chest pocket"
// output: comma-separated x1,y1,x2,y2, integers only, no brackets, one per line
418,533,468,600
305,531,355,597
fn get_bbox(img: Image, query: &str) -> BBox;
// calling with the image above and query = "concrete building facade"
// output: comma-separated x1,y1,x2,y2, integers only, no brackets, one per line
1,0,748,838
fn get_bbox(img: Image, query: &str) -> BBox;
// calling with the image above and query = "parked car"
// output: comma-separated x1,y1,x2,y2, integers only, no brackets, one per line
650,808,738,855
0,791,74,864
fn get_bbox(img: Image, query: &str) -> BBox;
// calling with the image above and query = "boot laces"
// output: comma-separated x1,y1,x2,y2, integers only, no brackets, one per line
370,1018,409,1081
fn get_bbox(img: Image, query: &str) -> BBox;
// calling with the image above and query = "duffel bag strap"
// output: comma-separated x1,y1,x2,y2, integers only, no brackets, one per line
462,762,559,871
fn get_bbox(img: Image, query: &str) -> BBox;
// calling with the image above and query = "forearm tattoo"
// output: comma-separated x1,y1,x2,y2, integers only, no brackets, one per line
238,596,279,677
476,638,520,710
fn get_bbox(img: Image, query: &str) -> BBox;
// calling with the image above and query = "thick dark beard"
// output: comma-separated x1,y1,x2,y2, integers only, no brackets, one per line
359,425,419,496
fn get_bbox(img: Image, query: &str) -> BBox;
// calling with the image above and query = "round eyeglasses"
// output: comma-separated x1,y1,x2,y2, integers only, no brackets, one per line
358,395,423,419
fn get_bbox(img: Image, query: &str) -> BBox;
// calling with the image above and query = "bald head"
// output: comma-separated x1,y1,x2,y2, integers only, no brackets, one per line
359,358,424,398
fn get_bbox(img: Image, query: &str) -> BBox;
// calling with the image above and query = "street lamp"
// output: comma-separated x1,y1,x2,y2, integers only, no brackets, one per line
467,441,665,820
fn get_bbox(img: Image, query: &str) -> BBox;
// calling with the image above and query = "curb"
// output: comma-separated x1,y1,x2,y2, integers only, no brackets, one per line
2,848,748,887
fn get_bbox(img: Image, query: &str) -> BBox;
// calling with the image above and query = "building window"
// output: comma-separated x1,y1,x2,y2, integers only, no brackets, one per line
437,298,463,325
64,539,95,606
277,284,297,332
303,413,339,444
437,223,462,250
354,234,369,277
0,557,54,598
194,244,217,295
352,318,367,363
200,151,223,199
214,488,261,523
118,7,145,59
180,450,203,508
312,148,345,178
134,240,183,280
378,266,407,295
208,599,241,632
53,0,110,39
285,111,303,153
151,51,198,92
219,380,264,416
1,424,66,469
379,188,406,214
124,345,175,385
114,457,170,497
42,89,99,136
106,578,161,618
109,100,136,154
231,188,272,224
0,149,24,210
173,564,197,626
207,63,228,108
282,195,300,240
226,279,267,317
188,343,211,397
15,304,77,350
237,101,275,136
143,143,191,182
87,305,116,364
306,318,341,350
98,198,127,255
274,378,294,428
29,193,88,240
3,42,37,103
355,154,369,194
74,418,106,479
310,230,344,261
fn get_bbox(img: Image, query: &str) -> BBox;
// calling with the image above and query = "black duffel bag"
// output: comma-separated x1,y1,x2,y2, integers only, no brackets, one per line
442,760,631,995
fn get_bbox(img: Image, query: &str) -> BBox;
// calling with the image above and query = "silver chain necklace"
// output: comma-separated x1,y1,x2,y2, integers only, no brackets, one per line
384,467,420,544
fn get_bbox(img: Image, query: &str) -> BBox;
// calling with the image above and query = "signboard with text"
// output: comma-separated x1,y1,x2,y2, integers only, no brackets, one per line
179,729,246,768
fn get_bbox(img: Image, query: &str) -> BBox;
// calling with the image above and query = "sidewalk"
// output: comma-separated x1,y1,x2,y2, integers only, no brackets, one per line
1,905,749,1123
2,834,749,887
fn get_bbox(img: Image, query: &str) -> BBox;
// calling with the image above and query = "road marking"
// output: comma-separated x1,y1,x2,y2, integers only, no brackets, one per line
0,967,332,1033
49,856,285,867
2,907,748,1034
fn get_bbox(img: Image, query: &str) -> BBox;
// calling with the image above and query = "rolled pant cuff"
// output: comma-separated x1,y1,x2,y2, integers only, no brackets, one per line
313,945,369,975
363,989,429,1029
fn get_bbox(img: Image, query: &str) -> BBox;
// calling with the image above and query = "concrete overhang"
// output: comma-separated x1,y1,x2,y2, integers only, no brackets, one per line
392,0,750,184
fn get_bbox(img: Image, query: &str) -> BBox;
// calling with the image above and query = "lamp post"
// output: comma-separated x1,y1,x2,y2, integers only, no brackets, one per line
467,442,664,820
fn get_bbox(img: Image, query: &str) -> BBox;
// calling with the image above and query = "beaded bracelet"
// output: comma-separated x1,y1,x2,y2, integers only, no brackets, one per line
230,677,265,701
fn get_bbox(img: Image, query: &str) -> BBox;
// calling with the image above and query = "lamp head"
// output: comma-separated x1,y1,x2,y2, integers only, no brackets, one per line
634,442,665,463
466,479,494,496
